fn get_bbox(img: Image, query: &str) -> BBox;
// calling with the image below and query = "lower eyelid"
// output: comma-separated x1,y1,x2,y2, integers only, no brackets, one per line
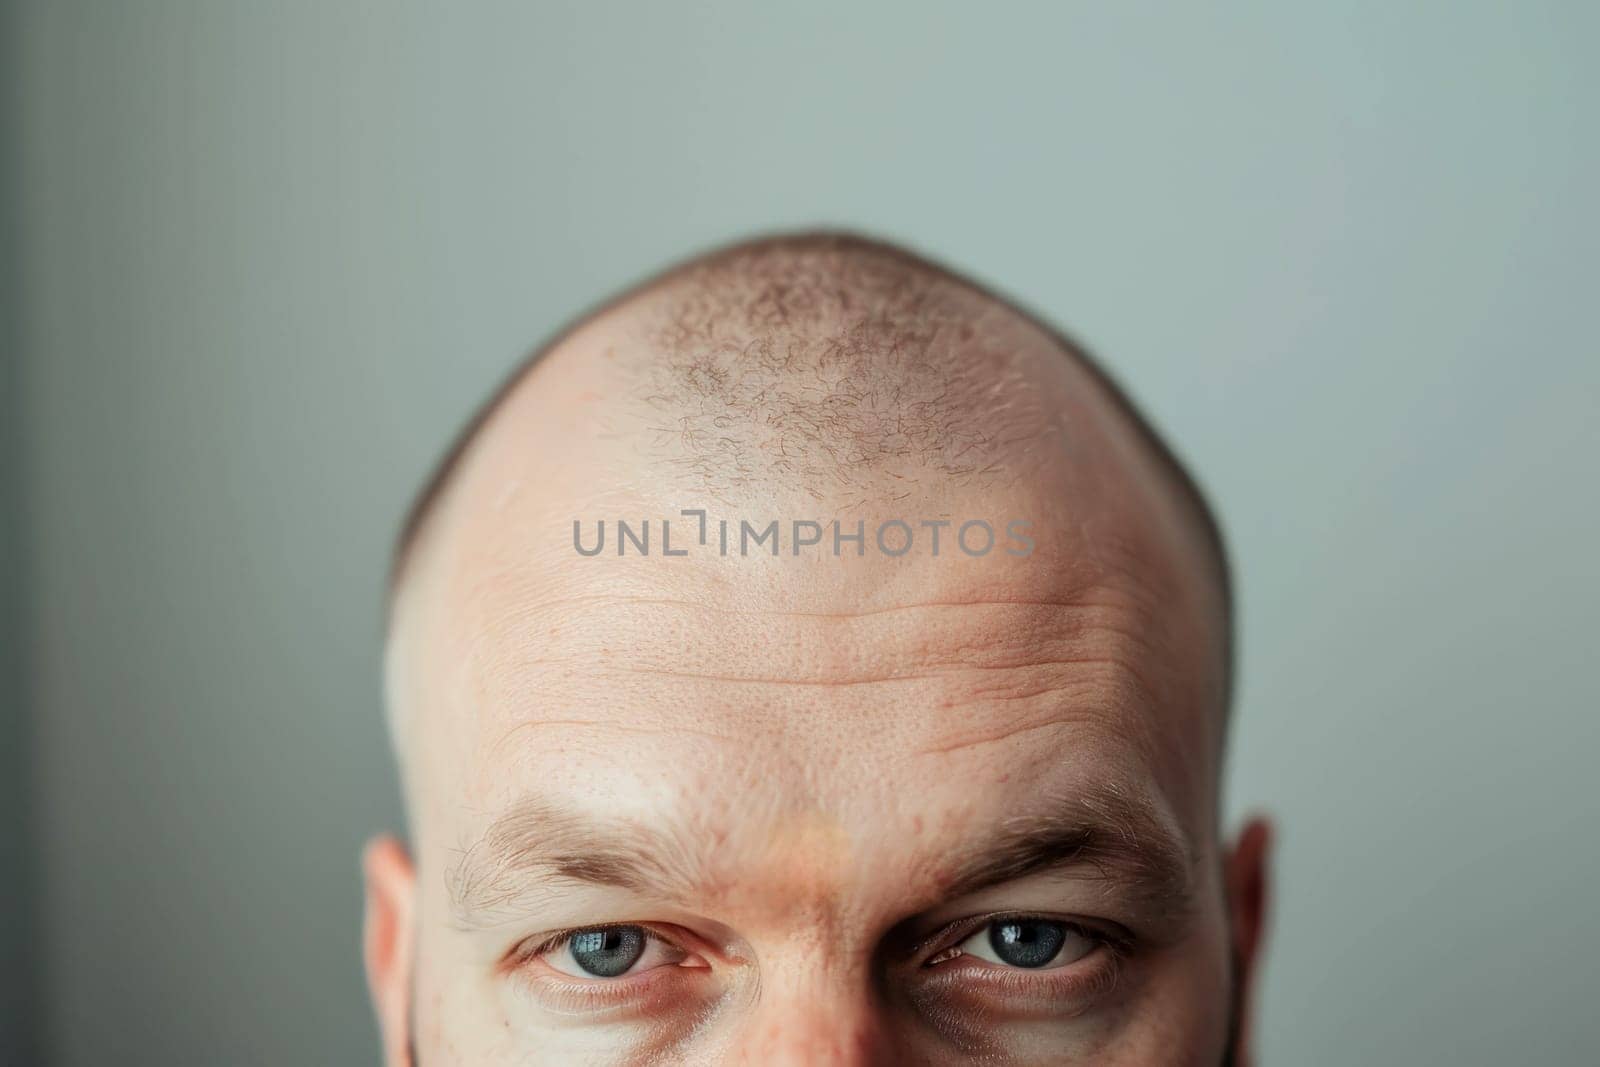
912,942,1127,1014
510,959,705,1017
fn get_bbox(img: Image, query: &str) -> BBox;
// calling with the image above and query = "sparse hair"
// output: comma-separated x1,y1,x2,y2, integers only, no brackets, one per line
632,234,1036,500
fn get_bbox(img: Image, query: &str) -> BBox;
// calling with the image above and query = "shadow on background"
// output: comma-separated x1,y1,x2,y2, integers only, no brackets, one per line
3,0,42,1059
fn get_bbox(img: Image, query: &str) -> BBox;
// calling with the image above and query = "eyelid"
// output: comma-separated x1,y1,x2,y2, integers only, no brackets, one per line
954,919,1095,970
504,923,721,1018
521,923,653,962
516,924,649,963
914,912,1132,967
507,921,715,977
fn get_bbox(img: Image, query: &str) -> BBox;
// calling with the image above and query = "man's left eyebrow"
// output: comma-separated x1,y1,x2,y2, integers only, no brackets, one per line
935,784,1198,917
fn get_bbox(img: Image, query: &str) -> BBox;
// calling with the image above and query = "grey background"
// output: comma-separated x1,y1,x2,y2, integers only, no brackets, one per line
6,2,1597,1064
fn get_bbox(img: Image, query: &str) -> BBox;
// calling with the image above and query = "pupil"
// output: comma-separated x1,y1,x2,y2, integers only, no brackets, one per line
989,919,1067,968
568,925,647,977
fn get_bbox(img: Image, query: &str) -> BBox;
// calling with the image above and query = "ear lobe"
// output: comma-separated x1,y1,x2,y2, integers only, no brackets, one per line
363,835,417,1067
1225,817,1273,1067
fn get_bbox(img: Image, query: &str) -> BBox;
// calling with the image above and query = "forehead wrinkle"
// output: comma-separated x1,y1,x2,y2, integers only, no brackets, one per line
452,589,1128,623
466,592,1181,746
437,584,1195,794
917,708,1136,757
600,655,1142,690
449,586,1160,696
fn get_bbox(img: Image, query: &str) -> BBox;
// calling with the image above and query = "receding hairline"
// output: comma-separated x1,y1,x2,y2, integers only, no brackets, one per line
385,230,1234,707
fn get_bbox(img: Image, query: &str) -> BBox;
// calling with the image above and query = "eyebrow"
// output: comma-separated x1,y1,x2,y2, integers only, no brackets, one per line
446,785,1196,930
446,800,708,928
933,783,1197,918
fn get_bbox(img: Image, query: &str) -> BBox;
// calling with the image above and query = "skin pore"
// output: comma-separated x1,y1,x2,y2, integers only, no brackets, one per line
365,235,1271,1065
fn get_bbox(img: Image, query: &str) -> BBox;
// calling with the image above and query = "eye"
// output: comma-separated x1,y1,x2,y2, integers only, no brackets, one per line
947,918,1098,970
538,924,686,979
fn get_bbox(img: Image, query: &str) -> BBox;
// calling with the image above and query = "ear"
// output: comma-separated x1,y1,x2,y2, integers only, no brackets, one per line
362,835,417,1067
1224,817,1273,1067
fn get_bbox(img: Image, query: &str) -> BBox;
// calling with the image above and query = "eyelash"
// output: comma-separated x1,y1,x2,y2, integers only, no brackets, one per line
505,924,707,1013
522,925,634,962
505,915,1132,1015
922,912,1126,957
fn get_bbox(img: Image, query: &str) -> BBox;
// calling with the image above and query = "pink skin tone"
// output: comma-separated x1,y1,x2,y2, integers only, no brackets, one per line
365,302,1271,1065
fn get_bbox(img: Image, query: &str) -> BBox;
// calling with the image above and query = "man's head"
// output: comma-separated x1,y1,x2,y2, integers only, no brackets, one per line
364,233,1270,1064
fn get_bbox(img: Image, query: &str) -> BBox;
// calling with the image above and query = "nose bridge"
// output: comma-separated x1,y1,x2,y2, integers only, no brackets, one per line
734,1003,888,1066
716,810,898,1065
730,966,893,1066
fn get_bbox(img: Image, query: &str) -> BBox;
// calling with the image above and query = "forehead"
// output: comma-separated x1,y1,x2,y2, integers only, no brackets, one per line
397,532,1221,870
390,314,1226,862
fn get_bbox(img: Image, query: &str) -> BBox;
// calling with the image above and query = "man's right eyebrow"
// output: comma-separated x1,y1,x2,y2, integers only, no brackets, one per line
445,799,705,928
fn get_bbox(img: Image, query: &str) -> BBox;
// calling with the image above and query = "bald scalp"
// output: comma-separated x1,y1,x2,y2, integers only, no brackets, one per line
391,230,1231,702
392,232,1230,623
385,235,1234,778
